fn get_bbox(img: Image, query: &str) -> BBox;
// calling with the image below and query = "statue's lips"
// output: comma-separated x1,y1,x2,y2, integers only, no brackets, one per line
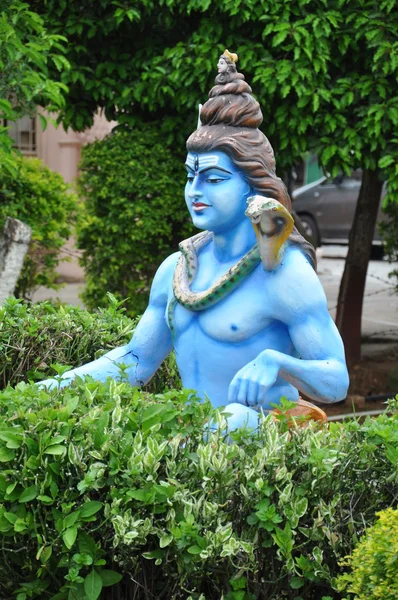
192,202,211,212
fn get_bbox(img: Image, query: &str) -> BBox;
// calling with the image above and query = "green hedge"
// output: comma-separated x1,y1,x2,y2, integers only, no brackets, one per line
0,375,396,600
0,156,78,298
337,507,398,600
77,126,194,317
0,296,179,393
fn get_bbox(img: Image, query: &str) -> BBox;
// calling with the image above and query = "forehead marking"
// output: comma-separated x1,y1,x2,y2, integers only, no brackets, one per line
186,155,220,171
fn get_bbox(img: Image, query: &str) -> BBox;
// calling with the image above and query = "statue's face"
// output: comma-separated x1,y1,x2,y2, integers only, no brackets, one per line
217,57,228,73
185,151,251,233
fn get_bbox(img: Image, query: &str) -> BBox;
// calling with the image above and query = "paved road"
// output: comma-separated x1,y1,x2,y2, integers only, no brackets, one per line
317,246,398,345
32,245,398,351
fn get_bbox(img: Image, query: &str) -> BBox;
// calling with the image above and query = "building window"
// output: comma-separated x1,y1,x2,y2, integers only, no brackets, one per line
4,116,37,155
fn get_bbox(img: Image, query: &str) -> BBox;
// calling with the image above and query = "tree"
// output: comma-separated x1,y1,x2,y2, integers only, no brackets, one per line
33,0,398,364
0,0,69,175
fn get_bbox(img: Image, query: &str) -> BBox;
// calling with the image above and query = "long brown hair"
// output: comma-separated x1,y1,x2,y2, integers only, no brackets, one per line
186,66,316,269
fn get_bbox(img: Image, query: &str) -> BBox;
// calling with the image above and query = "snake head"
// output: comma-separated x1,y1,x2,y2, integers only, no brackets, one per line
245,195,294,270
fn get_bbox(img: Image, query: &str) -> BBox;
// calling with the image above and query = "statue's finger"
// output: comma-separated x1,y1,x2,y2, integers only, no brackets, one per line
228,378,240,404
246,380,258,406
236,379,249,405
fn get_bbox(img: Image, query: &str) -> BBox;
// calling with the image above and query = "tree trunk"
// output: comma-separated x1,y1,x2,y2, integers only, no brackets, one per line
335,169,383,366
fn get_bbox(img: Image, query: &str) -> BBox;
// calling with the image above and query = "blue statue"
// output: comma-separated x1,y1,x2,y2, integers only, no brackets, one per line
40,50,349,429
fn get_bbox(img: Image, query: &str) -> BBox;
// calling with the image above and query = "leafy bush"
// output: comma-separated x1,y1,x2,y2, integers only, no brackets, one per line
0,156,78,297
0,374,396,599
76,126,194,316
0,296,179,393
337,507,398,600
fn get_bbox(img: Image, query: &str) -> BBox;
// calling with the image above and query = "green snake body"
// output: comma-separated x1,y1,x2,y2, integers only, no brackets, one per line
168,197,293,333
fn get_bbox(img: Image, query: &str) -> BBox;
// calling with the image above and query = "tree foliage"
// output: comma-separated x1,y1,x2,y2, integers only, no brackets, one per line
32,0,398,180
77,127,194,316
0,0,69,175
32,0,398,361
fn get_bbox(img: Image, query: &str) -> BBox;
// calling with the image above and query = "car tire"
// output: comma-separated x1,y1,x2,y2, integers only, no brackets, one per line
370,245,384,260
297,214,320,248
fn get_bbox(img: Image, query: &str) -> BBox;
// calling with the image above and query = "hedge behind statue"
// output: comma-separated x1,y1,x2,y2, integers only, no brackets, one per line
0,156,78,298
0,297,179,393
77,126,194,316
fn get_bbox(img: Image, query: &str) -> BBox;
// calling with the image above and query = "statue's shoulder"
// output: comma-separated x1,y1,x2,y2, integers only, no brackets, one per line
154,251,181,282
282,243,316,274
150,251,181,303
270,244,326,318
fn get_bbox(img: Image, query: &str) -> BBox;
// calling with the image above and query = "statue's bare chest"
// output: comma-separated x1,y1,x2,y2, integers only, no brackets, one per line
167,264,274,343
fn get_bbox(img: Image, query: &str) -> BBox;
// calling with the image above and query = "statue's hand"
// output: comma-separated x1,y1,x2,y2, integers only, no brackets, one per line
227,350,280,410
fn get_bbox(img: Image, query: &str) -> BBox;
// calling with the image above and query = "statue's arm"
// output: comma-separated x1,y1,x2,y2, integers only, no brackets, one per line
258,312,349,404
38,253,178,390
229,249,349,407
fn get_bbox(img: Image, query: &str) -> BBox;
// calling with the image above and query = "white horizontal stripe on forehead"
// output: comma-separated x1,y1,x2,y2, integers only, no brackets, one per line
186,154,220,170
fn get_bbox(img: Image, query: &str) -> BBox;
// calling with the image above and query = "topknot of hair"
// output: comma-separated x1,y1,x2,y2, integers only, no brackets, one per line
200,69,263,129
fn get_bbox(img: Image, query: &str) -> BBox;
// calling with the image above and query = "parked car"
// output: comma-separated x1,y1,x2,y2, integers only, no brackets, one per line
292,172,386,258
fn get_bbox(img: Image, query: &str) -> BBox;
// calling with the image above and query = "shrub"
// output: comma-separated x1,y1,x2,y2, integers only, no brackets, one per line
76,125,194,317
0,375,396,600
0,156,78,297
0,296,179,393
337,507,398,600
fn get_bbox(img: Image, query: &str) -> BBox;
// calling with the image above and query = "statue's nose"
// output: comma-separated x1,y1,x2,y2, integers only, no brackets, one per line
188,179,202,198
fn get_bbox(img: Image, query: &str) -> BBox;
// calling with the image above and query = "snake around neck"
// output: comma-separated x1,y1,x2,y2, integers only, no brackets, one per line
170,197,294,317
172,231,261,312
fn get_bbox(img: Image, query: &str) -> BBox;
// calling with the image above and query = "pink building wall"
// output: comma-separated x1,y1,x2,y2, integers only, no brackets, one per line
36,111,116,183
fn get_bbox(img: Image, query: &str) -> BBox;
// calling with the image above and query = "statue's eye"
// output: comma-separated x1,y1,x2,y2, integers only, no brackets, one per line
207,178,224,184
187,175,194,182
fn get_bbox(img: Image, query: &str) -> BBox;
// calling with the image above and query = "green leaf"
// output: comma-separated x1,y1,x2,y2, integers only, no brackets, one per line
379,155,395,169
100,570,123,586
187,545,202,554
78,532,98,557
0,447,15,462
290,576,305,589
84,570,103,600
4,512,17,524
159,534,173,548
19,485,38,503
63,526,78,549
0,431,21,448
38,113,47,131
37,495,54,504
64,511,81,528
142,404,166,423
14,518,27,532
295,497,308,518
6,482,17,495
44,444,66,455
142,549,165,560
80,501,103,518
127,489,148,501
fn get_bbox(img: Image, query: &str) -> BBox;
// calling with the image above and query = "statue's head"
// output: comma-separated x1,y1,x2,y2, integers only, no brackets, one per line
187,50,288,209
186,49,316,268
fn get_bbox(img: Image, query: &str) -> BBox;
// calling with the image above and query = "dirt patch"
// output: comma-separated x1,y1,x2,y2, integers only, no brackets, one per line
319,345,398,418
349,355,398,398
